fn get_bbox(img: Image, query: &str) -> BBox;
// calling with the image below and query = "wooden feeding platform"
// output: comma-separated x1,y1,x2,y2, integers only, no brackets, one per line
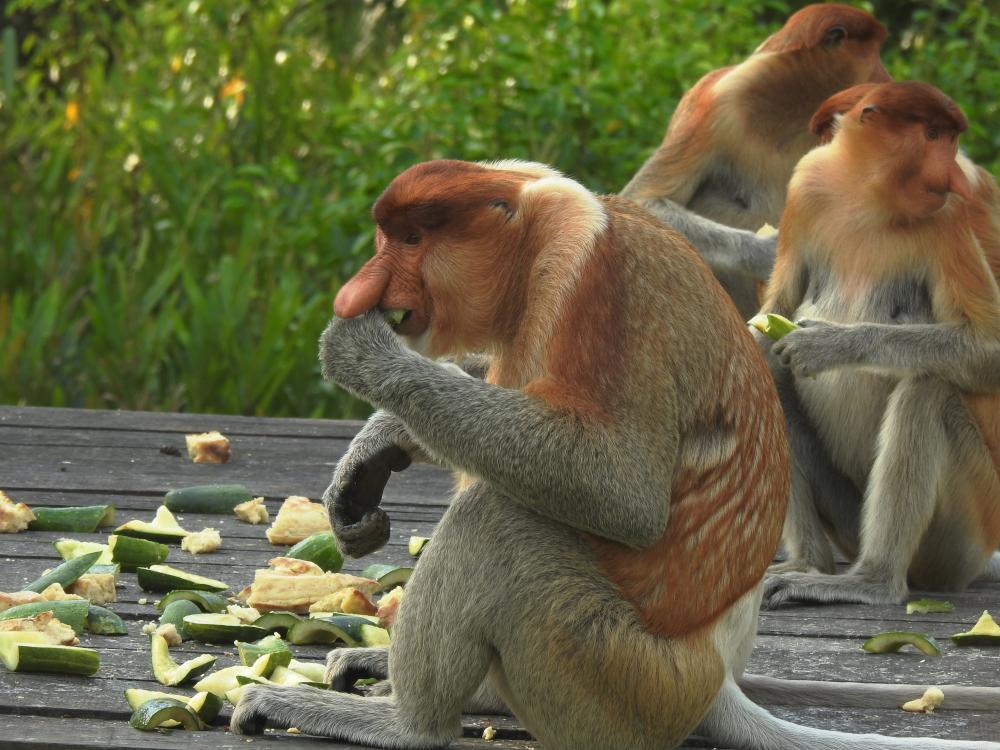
1,405,998,748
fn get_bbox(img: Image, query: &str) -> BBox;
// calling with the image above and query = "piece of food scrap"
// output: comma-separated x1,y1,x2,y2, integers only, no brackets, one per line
0,592,46,614
67,573,117,605
235,497,269,525
0,490,36,533
308,588,378,617
265,496,332,545
0,611,79,645
226,605,261,624
377,586,405,629
237,557,379,613
40,583,84,602
182,528,222,554
902,687,944,713
185,431,231,464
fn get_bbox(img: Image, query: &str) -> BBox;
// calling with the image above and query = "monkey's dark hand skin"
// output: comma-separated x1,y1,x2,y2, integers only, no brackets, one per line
320,312,415,558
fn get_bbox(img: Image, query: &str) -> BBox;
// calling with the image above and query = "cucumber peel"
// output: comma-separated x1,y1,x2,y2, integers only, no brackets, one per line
156,589,230,613
0,598,91,634
52,538,113,565
21,551,102,593
906,599,955,614
29,505,115,533
181,613,267,643
160,599,202,640
116,506,191,544
861,631,940,655
109,534,169,572
136,565,229,593
358,564,413,591
150,633,218,686
286,534,344,573
0,634,100,675
164,484,252,513
252,611,302,635
86,605,128,635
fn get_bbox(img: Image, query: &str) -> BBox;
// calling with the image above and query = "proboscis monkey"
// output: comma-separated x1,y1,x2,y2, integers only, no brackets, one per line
231,160,1000,749
755,81,1000,609
621,3,891,319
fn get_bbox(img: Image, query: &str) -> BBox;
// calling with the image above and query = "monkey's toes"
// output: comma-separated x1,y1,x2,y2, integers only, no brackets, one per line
230,687,269,734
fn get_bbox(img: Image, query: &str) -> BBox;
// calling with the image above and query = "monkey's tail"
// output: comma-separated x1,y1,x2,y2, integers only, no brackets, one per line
697,677,1000,749
740,673,1000,710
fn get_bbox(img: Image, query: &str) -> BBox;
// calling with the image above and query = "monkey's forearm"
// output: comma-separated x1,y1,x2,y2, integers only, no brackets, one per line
321,314,672,547
797,322,1000,392
635,196,777,281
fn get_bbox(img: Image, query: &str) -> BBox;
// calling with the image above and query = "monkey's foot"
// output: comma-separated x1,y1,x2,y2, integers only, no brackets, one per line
326,645,390,691
767,558,824,575
762,571,906,609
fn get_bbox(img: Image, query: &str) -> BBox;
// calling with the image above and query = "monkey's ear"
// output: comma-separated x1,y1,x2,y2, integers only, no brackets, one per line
810,84,881,143
489,198,515,221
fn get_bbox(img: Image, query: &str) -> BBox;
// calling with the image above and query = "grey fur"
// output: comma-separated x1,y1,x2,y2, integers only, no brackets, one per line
626,195,777,319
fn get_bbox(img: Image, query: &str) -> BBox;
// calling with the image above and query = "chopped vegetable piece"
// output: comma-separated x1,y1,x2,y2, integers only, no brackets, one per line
21,552,102,594
287,534,344,573
906,599,955,614
86,605,127,635
115,506,191,544
359,564,413,591
28,505,115,533
0,634,99,675
150,633,218,686
164,484,251,513
950,611,1000,646
181,613,268,643
408,536,430,556
129,697,202,730
0,599,90,634
861,631,940,655
156,590,230,613
747,313,801,342
136,565,229,593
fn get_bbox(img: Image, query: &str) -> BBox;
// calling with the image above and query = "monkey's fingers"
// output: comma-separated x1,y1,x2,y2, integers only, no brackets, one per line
326,646,390,692
334,507,391,558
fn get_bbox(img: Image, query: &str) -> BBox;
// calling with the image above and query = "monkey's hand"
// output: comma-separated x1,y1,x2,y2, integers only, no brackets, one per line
762,570,907,609
326,646,390,693
319,309,412,400
324,411,415,558
771,319,853,378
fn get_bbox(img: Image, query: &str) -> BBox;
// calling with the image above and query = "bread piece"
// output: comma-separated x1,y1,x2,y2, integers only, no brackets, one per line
0,490,35,533
265,496,332,545
185,431,231,463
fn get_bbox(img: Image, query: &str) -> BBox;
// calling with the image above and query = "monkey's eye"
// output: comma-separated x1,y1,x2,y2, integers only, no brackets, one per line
823,26,847,45
926,127,939,141
403,233,421,246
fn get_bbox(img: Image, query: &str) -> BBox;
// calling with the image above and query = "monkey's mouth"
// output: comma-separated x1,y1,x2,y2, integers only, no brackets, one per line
382,308,412,328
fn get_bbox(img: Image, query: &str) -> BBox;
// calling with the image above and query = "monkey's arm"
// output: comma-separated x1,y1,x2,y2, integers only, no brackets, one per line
320,311,674,548
324,354,492,558
633,196,778,281
772,320,1000,392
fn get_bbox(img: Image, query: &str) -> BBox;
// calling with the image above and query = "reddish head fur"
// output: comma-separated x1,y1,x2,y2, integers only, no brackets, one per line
757,4,887,54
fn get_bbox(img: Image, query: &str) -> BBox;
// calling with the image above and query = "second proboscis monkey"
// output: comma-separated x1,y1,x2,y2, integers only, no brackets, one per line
622,3,891,318
757,81,1000,609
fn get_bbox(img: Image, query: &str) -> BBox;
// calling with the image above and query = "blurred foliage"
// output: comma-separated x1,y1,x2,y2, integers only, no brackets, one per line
0,0,997,417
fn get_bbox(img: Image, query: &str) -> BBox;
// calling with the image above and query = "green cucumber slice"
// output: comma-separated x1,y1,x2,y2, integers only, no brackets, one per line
193,654,272,696
164,485,253,513
108,534,169,572
408,536,430,556
124,689,222,723
52,538,113,565
136,565,229,593
269,665,322,686
287,614,379,647
906,599,955,614
116,506,191,544
181,613,267,643
155,589,230,613
0,635,99,675
286,534,344,573
287,659,327,683
160,599,202,640
0,598,91,634
252,611,302,635
129,697,202,731
861,631,940,655
237,634,292,671
21,551,102,593
747,313,802,341
358,564,413,591
951,611,1000,645
150,633,218,686
86,605,128,635
28,505,115,533
360,623,391,647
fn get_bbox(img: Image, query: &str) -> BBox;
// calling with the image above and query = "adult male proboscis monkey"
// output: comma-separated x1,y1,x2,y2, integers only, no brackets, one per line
756,81,1000,609
231,160,1000,749
621,3,891,319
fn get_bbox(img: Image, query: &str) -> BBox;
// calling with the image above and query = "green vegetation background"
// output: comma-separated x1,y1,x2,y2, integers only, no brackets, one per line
1,0,997,418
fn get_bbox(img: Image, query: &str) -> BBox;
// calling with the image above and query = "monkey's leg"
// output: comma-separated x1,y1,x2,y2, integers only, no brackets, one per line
763,377,979,607
977,552,1000,582
767,369,861,576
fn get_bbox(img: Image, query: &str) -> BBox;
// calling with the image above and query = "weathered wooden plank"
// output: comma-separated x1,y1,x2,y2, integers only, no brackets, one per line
0,405,366,439
765,706,1000,741
0,714,542,749
747,633,1000,685
0,443,455,507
